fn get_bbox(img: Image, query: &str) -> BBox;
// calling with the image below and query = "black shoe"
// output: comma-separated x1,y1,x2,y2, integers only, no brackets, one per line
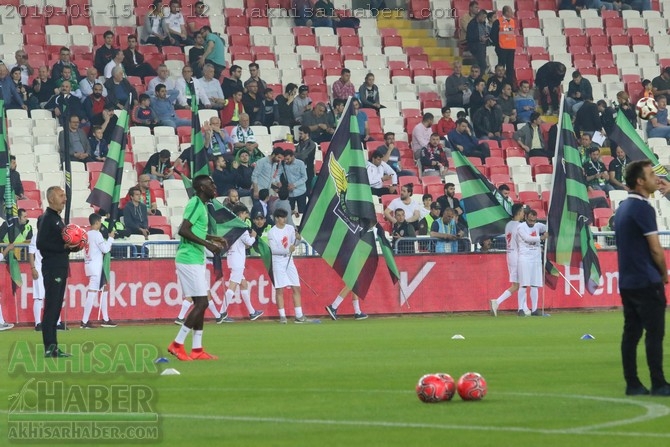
651,384,670,396
101,320,118,328
34,323,42,331
45,348,71,358
530,310,544,316
625,385,650,396
80,321,95,329
56,322,67,331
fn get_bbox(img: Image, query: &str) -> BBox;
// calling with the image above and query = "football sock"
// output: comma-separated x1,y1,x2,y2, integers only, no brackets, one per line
294,306,303,318
175,325,191,344
192,330,203,350
82,291,96,324
496,290,512,305
331,295,344,309
57,316,62,325
100,291,110,321
518,287,527,311
278,308,286,318
207,301,221,319
221,289,235,314
33,299,43,324
241,289,255,314
353,300,361,314
178,301,192,319
0,304,5,324
530,288,539,312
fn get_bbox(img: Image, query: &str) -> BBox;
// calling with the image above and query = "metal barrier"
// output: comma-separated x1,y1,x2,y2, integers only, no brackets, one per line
392,236,472,254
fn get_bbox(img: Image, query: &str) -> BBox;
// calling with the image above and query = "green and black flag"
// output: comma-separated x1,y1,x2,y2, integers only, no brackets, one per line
608,110,668,177
452,151,510,244
546,104,601,294
87,109,129,287
180,100,210,197
0,100,22,293
300,98,399,298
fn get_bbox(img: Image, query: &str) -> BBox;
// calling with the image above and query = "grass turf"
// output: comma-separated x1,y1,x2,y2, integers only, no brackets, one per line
2,310,670,446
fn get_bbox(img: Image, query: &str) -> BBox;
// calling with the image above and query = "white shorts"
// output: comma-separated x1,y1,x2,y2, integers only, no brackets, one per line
33,273,44,300
507,253,518,283
87,274,102,291
229,266,245,284
271,256,300,288
517,256,543,287
176,263,208,297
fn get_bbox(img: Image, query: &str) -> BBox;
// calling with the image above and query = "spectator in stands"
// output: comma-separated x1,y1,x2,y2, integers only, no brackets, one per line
616,91,638,128
202,116,234,158
295,125,317,194
469,78,486,116
79,67,107,100
212,155,239,197
9,49,32,85
465,65,482,91
490,6,517,84
10,67,30,107
331,98,346,124
133,174,162,216
188,2,210,37
123,35,157,79
88,126,108,162
437,183,465,219
559,0,586,11
497,184,514,215
220,88,245,126
445,61,472,109
144,149,175,184
459,1,479,45
391,209,416,253
283,149,308,214
352,98,372,145
574,97,602,137
276,83,298,127
431,207,465,253
466,10,488,76
534,61,566,114
244,63,267,95
625,0,651,12
51,46,81,82
486,65,510,98
411,113,435,159
59,115,92,163
584,146,614,194
332,68,356,101
176,65,208,108
142,0,169,48
437,107,456,140
132,94,158,128
647,95,670,140
376,132,414,177
164,0,194,46
46,80,86,126
257,88,279,129
367,149,397,196
237,149,255,196
418,201,441,236
100,105,119,141
188,33,206,79
9,156,25,200
103,50,125,80
224,188,241,210
303,102,336,143
94,31,117,75
29,66,55,109
565,70,592,116
642,79,654,98
104,67,139,109
359,73,383,111
231,113,259,155
449,118,491,163
151,84,190,128
199,26,226,81
420,133,449,176
123,186,165,238
54,66,82,99
421,194,433,220
577,133,600,165
199,64,227,109
84,83,111,126
251,188,273,223
497,83,517,125
147,64,178,102
384,184,422,227
242,81,263,122
472,95,503,140
252,147,285,198
514,80,536,123
0,63,27,111
293,85,312,124
313,0,360,29
514,112,550,159
609,146,630,191
221,65,244,99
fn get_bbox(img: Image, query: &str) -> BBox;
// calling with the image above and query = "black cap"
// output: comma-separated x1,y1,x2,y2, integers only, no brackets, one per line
253,211,265,219
299,85,309,92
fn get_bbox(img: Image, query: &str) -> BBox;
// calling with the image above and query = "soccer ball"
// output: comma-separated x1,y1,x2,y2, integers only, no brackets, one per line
416,374,449,403
62,224,85,245
77,231,89,250
636,97,659,120
435,373,456,401
457,372,488,401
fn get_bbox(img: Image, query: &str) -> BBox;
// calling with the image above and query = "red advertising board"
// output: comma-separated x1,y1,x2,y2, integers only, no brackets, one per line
1,251,661,324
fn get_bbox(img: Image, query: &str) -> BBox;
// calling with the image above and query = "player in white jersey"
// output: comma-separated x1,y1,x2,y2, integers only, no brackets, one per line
219,204,264,321
268,207,306,323
515,209,548,316
81,213,116,328
0,243,16,330
490,204,528,316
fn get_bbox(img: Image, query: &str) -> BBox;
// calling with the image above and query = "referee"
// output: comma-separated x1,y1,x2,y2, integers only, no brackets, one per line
37,186,80,358
615,160,670,396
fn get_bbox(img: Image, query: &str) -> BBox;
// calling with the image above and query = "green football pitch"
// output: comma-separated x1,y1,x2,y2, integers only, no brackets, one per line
2,311,670,447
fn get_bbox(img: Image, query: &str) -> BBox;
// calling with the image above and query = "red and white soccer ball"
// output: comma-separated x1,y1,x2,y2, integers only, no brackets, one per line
416,374,448,403
636,97,659,120
62,224,86,246
457,372,488,401
435,373,456,401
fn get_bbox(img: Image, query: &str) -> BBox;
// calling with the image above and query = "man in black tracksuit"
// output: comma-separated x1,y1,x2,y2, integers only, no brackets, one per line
37,186,80,357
